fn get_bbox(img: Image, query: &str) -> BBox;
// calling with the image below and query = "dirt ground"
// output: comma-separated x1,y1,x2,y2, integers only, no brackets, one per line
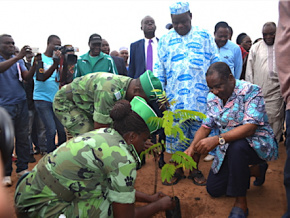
5,141,287,217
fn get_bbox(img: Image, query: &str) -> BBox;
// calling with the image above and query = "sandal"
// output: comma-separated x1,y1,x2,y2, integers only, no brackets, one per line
228,206,249,218
162,172,186,186
188,170,207,186
253,162,268,186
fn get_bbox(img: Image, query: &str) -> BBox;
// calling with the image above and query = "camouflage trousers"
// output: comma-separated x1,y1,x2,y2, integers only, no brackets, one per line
53,84,94,136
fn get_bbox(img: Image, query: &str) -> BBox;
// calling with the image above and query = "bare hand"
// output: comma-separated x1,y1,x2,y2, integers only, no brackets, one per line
194,136,218,154
150,192,166,202
18,45,31,59
158,196,176,210
144,139,154,150
32,53,42,65
184,145,195,157
52,50,62,64
157,98,170,112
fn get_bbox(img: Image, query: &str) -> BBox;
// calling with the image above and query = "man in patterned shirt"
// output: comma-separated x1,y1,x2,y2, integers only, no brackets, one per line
154,1,220,186
185,62,278,218
53,70,163,136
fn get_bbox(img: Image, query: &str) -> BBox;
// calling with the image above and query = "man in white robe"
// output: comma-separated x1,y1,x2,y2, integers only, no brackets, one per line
246,22,284,142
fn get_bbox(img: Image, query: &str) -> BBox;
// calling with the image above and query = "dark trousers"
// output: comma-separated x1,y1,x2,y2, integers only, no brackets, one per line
283,110,290,218
1,101,30,175
207,139,264,197
34,100,66,153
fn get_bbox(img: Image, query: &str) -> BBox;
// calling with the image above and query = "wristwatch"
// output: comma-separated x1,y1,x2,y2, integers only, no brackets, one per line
218,135,226,145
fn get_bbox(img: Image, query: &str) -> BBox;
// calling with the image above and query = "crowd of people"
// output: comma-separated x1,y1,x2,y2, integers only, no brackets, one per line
0,0,290,217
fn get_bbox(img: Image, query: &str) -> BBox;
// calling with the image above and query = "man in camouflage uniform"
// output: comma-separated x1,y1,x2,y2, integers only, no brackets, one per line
53,70,163,136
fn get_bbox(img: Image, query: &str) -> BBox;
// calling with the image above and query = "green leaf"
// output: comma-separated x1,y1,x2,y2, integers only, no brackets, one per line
171,151,197,171
174,109,206,121
161,164,176,183
140,142,164,160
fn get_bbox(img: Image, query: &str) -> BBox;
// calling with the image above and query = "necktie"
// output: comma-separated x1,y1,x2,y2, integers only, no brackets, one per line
147,39,153,71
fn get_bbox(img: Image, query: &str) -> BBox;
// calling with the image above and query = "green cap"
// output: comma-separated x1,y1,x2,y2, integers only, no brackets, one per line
139,70,163,100
130,96,160,134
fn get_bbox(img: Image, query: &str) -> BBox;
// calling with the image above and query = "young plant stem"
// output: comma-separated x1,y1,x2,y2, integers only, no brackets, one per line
170,142,175,198
154,134,159,194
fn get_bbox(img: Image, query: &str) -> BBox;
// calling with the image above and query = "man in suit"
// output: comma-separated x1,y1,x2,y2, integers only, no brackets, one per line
128,16,158,78
101,39,127,76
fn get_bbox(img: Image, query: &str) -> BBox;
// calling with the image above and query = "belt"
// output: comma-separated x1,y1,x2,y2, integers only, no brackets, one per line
37,156,75,202
65,84,73,101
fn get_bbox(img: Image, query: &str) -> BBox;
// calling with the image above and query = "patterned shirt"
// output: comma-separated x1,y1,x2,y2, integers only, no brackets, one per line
15,128,137,217
202,79,278,174
71,72,132,124
154,26,220,113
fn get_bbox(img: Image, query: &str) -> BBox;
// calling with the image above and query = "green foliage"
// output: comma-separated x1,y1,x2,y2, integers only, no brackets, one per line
174,109,206,123
161,163,176,183
161,152,197,183
140,142,162,160
144,90,204,186
171,151,197,171
148,109,205,146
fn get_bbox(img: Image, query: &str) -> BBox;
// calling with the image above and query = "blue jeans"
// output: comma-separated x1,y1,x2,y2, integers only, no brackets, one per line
1,101,30,175
28,109,46,154
283,110,290,218
34,100,66,153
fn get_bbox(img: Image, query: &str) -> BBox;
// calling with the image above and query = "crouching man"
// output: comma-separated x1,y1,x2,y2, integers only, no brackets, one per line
185,62,278,218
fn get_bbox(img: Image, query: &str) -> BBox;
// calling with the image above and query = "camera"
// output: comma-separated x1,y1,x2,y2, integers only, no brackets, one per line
53,45,78,65
54,45,78,54
53,45,79,86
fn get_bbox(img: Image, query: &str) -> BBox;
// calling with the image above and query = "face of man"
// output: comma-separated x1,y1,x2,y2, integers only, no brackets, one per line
89,41,101,57
206,71,235,103
120,49,129,62
110,50,119,57
26,53,34,63
171,12,192,36
101,39,110,55
14,46,20,55
48,37,61,53
241,36,252,52
0,36,15,57
263,25,276,46
214,27,229,48
141,16,156,35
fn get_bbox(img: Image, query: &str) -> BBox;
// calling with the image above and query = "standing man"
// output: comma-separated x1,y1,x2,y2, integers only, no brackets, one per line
33,35,67,153
275,2,290,217
74,34,118,77
23,53,46,162
214,21,243,79
101,39,127,76
154,2,220,185
246,22,284,143
128,15,165,158
129,15,158,78
119,46,129,71
0,34,35,185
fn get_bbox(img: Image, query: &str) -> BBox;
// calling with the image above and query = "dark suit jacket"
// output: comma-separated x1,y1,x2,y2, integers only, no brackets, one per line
128,38,158,79
111,56,128,76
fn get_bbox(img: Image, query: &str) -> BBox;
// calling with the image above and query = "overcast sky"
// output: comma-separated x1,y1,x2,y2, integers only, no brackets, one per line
1,0,279,55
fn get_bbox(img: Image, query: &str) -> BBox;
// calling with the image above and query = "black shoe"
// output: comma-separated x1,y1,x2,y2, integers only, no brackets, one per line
29,154,36,163
253,162,268,186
